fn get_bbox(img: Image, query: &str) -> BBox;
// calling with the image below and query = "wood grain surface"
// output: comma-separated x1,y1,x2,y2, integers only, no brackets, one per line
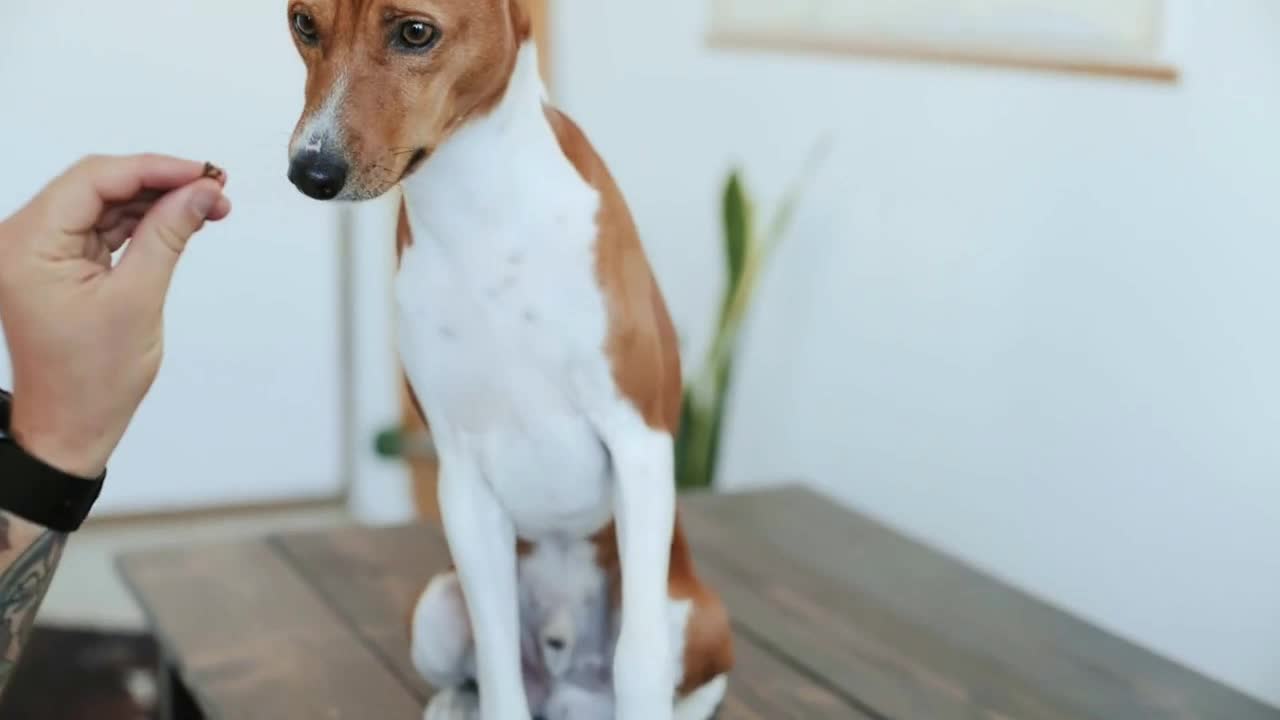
119,542,422,720
273,518,868,719
120,487,1277,720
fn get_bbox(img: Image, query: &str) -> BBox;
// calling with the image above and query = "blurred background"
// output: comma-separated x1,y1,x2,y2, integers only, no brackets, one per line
1,0,1278,716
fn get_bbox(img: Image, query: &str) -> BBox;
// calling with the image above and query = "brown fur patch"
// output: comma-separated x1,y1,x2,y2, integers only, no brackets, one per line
666,523,734,695
396,196,413,262
541,106,682,433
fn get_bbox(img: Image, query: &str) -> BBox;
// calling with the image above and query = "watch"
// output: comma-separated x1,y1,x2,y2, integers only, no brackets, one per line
0,389,105,532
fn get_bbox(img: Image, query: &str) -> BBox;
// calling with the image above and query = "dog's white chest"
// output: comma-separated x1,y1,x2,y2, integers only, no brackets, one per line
398,223,604,419
392,38,628,540
395,157,615,538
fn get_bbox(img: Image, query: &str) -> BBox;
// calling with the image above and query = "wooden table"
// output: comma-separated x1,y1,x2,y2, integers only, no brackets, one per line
119,486,1278,720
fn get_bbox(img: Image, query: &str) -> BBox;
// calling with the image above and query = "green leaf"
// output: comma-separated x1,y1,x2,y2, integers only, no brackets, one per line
374,428,402,457
703,355,735,489
674,391,697,488
763,134,832,257
721,172,751,324
675,139,831,492
675,384,719,491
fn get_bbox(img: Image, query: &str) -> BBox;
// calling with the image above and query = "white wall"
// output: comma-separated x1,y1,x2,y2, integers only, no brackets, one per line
552,0,1280,707
345,196,416,526
0,0,345,514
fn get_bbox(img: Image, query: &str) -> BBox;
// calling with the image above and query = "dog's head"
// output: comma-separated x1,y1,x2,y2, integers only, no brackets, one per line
285,0,529,201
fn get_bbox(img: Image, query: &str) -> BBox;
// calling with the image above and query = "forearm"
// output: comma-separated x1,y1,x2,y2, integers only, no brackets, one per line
0,387,104,699
0,513,65,694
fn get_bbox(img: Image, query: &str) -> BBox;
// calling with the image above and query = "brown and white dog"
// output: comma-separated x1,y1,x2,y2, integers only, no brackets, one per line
283,1,733,718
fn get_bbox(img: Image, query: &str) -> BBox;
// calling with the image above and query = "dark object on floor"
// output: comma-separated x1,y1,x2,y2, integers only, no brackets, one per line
0,625,158,720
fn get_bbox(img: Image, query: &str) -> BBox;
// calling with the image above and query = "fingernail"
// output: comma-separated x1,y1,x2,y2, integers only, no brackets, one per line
190,189,220,219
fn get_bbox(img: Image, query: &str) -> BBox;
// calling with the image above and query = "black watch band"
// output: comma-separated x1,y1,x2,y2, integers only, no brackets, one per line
0,390,105,533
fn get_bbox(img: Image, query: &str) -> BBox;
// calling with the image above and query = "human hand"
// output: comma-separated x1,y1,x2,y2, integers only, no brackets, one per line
0,154,232,478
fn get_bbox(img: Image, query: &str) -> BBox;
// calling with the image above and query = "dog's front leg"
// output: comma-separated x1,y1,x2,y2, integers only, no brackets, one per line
438,456,530,720
609,426,677,720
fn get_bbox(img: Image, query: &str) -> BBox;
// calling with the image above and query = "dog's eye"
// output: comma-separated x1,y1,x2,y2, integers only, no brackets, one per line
293,12,319,44
398,20,439,50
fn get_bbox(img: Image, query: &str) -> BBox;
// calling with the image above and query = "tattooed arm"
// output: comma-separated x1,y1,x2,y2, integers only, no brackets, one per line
0,515,65,692
0,154,232,698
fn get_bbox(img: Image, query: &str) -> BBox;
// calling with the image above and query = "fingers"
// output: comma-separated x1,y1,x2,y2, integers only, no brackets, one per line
96,198,154,251
95,186,231,253
203,191,234,221
43,153,229,235
113,178,231,304
98,217,143,255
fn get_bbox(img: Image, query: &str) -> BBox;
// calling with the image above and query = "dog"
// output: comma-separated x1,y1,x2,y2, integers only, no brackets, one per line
283,1,733,718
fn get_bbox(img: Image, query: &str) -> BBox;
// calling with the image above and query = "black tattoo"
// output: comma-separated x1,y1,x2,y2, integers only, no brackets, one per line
0,520,66,693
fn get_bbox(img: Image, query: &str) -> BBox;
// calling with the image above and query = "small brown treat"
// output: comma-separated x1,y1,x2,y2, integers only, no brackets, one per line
202,162,226,182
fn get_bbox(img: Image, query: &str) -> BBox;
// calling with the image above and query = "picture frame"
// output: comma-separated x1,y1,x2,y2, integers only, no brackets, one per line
707,0,1178,83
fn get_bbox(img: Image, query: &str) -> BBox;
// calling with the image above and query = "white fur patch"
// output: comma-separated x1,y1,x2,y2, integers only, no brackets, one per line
397,42,612,542
290,72,347,157
675,674,728,720
411,572,474,690
607,425,678,720
424,687,481,720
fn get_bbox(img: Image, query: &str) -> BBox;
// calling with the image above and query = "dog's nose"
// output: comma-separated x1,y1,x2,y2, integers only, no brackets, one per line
288,152,349,201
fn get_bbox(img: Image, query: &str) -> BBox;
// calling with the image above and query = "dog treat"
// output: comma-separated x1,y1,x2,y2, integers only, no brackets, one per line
201,162,226,182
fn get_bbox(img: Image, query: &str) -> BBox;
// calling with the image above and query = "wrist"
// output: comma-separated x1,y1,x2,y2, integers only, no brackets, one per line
5,398,107,481
0,390,107,533
9,430,106,482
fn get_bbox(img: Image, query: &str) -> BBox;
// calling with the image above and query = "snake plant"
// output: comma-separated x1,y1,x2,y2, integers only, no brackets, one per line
674,141,828,491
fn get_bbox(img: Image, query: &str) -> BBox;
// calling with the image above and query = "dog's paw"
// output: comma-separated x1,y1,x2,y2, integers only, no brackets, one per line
424,685,481,720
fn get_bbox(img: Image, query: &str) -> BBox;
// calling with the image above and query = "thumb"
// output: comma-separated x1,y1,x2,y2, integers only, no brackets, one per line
116,179,225,301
